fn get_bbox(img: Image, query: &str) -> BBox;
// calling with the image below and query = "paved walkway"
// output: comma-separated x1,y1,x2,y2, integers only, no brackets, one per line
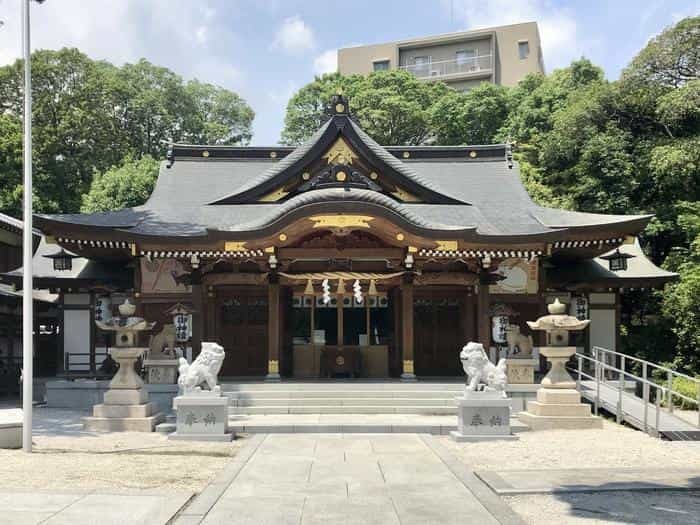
174,433,524,525
477,467,700,495
1,488,191,525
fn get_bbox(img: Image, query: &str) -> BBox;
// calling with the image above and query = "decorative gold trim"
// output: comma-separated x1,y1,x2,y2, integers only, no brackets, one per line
402,151,410,159
264,246,275,254
369,172,378,180
336,171,347,182
224,241,247,252
395,233,405,241
468,150,477,158
323,137,357,166
302,172,310,181
268,360,279,374
436,240,459,251
269,151,277,159
130,243,137,256
259,187,289,202
391,187,422,202
134,292,141,298
278,233,288,242
202,150,210,158
408,246,418,253
402,360,414,374
335,103,345,113
309,215,374,229
45,236,56,245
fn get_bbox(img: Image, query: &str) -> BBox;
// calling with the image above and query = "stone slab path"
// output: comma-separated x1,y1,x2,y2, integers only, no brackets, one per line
477,467,700,495
0,488,192,525
175,433,524,525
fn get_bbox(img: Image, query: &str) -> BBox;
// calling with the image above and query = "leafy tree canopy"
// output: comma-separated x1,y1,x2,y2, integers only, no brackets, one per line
0,48,254,215
81,155,160,213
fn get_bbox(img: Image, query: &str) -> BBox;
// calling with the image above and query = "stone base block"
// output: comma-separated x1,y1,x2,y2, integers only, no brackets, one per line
82,412,164,432
144,360,179,385
526,401,592,417
506,359,538,384
103,388,148,406
455,393,513,438
92,402,158,419
449,430,518,442
174,395,229,438
537,388,582,404
168,432,234,442
518,411,603,430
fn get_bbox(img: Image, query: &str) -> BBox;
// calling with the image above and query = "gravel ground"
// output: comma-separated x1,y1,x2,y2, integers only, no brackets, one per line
439,420,700,471
505,490,700,525
0,407,242,492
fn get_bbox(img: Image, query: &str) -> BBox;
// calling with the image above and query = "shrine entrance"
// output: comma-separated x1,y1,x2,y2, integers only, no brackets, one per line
215,286,269,376
413,289,475,376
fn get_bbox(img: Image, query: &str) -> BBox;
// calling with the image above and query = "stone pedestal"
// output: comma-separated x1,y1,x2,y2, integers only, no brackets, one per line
450,391,517,442
518,346,602,430
83,348,164,432
144,359,179,384
505,358,538,384
169,390,233,442
0,409,22,449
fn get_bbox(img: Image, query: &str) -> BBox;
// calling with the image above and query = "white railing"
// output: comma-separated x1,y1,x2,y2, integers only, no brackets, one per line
569,346,700,436
399,54,492,79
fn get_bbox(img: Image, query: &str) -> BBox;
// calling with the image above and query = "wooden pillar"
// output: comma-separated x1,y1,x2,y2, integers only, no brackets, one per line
190,269,203,359
400,276,416,381
266,277,281,381
477,282,491,352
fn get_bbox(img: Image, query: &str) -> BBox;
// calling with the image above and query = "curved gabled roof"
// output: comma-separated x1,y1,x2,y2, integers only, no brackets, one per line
34,97,653,246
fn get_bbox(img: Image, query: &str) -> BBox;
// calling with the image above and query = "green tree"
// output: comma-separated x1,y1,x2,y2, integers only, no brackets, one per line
281,70,451,146
0,49,254,215
81,156,160,213
430,83,510,145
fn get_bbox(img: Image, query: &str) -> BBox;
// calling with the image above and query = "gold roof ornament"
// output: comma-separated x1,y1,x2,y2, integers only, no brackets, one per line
322,137,358,166
309,215,373,229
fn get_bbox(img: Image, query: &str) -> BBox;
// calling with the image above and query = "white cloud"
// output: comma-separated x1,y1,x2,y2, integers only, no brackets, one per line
444,0,592,72
313,49,337,75
267,80,298,105
271,15,315,54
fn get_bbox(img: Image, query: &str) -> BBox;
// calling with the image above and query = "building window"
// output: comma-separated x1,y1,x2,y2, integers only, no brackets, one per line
518,41,530,59
455,49,476,68
413,56,431,72
373,60,389,72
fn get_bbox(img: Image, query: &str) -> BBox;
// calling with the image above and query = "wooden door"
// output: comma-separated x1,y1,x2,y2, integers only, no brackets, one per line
414,293,466,376
216,288,268,376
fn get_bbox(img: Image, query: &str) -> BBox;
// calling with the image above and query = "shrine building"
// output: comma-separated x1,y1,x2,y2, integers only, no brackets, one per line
2,94,676,380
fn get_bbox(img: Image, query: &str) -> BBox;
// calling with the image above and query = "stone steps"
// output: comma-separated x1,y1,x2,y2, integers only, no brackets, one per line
231,397,457,407
228,405,457,415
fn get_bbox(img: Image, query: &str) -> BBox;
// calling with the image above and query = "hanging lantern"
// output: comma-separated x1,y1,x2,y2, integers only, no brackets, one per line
44,247,79,272
569,295,589,321
95,295,112,323
600,248,635,272
491,315,509,344
164,303,195,342
304,279,314,296
368,279,378,296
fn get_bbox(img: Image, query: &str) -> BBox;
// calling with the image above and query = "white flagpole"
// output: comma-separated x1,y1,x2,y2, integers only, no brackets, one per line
21,0,34,453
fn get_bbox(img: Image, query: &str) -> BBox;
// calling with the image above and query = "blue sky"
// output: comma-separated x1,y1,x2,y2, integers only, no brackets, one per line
0,0,698,145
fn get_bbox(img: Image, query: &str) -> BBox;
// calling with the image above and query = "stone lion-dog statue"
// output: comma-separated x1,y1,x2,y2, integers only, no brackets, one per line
459,341,507,393
177,342,225,395
505,324,534,357
149,324,177,358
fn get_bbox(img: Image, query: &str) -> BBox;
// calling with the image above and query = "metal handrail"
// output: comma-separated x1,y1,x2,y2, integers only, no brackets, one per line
399,54,493,79
593,346,700,409
569,347,699,435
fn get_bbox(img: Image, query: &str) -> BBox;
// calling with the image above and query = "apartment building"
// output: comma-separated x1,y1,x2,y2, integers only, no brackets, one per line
338,22,544,91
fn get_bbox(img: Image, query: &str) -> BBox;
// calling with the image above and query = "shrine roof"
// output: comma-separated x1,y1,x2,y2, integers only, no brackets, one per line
34,95,652,245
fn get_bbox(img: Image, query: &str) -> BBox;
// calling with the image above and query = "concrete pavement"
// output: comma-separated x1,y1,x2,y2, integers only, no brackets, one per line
0,488,192,525
174,433,524,525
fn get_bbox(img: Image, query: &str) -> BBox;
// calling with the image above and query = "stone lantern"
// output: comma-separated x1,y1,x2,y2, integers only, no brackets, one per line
518,299,602,429
83,299,164,432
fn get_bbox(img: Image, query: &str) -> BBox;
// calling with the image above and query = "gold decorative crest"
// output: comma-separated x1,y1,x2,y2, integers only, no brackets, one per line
309,215,374,229
268,360,279,374
402,360,414,374
435,240,459,251
391,187,422,202
259,187,289,202
322,137,357,166
224,241,247,252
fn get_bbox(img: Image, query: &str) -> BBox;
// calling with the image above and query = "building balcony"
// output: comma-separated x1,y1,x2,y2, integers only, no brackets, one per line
399,54,493,81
